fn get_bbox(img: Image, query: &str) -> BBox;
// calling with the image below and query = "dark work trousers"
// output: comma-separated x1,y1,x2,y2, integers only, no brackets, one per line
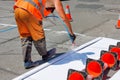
21,37,47,63
33,38,47,56
21,37,33,63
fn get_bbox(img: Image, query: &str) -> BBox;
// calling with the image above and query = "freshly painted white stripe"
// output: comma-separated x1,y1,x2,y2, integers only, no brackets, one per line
109,70,120,80
0,23,16,27
12,37,102,80
0,23,84,36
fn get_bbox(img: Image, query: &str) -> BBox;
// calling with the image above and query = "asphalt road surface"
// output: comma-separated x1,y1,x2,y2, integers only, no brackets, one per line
0,0,120,80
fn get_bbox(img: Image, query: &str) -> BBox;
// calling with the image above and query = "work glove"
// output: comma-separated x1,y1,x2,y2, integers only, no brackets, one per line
46,7,55,13
69,34,76,43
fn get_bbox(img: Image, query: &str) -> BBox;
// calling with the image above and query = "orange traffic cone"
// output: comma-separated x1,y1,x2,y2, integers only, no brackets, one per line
115,14,120,29
100,50,117,69
86,58,103,79
67,69,87,80
109,45,120,61
109,45,120,70
65,5,73,22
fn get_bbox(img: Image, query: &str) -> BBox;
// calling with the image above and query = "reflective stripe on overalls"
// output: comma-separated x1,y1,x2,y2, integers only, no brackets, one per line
25,0,45,18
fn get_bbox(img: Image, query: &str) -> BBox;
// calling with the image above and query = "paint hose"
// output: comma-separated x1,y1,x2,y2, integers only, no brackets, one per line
46,15,75,46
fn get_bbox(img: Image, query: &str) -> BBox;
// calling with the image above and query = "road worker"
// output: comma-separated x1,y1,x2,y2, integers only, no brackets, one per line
13,0,76,69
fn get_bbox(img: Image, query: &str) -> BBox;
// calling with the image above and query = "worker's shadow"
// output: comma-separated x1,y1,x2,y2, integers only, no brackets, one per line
33,51,95,67
30,51,95,70
52,51,95,65
33,52,65,65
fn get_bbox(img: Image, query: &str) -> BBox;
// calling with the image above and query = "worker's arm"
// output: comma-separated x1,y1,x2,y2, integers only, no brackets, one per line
53,0,74,35
47,0,76,43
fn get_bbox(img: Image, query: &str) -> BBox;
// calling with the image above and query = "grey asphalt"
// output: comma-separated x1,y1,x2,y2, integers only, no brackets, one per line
0,0,120,80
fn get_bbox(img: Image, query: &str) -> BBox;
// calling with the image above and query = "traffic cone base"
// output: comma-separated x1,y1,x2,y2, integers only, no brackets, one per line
117,42,120,47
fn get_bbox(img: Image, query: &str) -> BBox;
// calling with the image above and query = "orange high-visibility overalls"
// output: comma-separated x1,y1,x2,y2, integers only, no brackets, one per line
14,0,51,41
14,0,54,63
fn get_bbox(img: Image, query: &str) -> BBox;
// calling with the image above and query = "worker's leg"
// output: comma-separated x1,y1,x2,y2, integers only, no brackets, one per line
33,38,56,60
20,9,56,60
15,8,56,62
33,38,47,56
21,37,32,63
27,19,56,60
14,8,39,69
21,37,40,69
14,8,32,62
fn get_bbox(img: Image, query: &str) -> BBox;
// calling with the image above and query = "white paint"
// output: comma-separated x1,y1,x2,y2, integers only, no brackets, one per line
109,70,120,80
13,37,102,80
13,37,120,80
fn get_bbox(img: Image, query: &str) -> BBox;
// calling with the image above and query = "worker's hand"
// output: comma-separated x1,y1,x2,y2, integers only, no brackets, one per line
69,34,76,43
46,7,55,13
